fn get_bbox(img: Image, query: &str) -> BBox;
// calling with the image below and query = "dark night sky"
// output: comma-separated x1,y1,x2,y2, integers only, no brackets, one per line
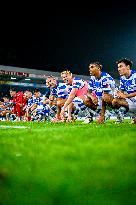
0,4,136,78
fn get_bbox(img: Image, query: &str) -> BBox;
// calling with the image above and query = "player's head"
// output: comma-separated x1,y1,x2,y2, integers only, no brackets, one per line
116,58,133,76
46,76,57,88
10,87,17,97
61,70,72,84
89,62,102,76
0,98,4,104
24,89,32,99
33,89,41,98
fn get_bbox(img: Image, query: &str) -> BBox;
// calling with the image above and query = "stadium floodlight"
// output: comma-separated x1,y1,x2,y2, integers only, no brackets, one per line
11,77,16,80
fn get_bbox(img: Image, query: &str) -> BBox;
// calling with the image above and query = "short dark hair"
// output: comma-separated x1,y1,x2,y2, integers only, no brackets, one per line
10,87,16,92
34,89,40,93
46,75,56,80
89,62,102,70
0,98,4,102
25,88,32,92
116,58,133,68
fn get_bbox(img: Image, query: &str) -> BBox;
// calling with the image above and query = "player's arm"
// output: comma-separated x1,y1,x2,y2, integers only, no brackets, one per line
63,88,77,110
0,104,7,109
97,98,106,124
87,90,98,105
117,90,136,98
87,78,98,105
43,97,50,105
49,95,56,106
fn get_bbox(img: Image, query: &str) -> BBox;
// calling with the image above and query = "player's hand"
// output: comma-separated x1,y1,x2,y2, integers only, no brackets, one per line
9,102,16,107
91,96,98,105
97,115,105,124
60,108,65,115
116,91,126,98
66,115,73,123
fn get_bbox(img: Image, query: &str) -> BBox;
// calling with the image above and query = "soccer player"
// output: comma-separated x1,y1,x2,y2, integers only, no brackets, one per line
1,95,12,120
31,89,50,121
87,62,117,124
0,98,5,120
24,89,34,121
60,70,98,122
9,88,27,121
112,58,136,123
46,76,69,122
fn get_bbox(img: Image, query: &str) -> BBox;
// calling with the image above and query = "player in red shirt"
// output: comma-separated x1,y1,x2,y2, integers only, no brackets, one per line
10,88,27,121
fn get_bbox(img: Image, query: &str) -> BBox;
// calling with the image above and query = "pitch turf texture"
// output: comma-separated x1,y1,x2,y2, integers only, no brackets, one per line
0,120,136,205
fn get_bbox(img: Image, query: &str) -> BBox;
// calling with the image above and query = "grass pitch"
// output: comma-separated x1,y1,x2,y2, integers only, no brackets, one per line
0,120,136,205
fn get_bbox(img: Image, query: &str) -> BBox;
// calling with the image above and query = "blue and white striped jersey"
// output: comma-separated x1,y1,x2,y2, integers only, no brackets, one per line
72,77,85,89
27,96,34,107
67,77,86,94
119,70,136,94
50,82,68,99
88,72,116,97
33,95,45,105
73,97,87,111
3,102,11,110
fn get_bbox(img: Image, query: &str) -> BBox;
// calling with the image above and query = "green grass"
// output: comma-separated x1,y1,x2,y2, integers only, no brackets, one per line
0,120,136,205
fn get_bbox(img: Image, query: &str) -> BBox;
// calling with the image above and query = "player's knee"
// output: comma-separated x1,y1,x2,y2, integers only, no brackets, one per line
112,98,119,107
57,100,63,107
102,94,112,103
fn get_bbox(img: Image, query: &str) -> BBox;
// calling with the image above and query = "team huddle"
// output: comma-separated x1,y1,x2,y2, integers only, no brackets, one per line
0,58,136,124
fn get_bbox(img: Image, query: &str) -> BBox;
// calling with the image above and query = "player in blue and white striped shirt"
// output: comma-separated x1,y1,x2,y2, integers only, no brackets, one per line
60,70,98,122
88,62,117,123
112,58,136,123
46,76,69,122
31,89,50,121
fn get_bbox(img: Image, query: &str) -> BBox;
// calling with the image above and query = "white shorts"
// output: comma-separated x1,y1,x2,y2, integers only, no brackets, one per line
73,97,87,111
97,97,102,109
126,97,136,112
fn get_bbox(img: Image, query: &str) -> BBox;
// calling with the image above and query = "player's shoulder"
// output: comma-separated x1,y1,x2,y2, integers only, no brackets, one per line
73,76,82,81
17,91,23,96
89,75,95,80
102,72,111,77
58,82,67,87
131,70,136,76
120,75,125,80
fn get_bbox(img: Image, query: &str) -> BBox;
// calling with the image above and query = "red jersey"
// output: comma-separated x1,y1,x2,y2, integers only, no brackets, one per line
12,92,27,117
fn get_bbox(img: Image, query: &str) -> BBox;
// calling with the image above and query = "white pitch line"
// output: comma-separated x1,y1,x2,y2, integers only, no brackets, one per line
0,125,30,129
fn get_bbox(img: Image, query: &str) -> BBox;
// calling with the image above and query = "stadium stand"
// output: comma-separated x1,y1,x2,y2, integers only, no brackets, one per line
0,65,91,97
